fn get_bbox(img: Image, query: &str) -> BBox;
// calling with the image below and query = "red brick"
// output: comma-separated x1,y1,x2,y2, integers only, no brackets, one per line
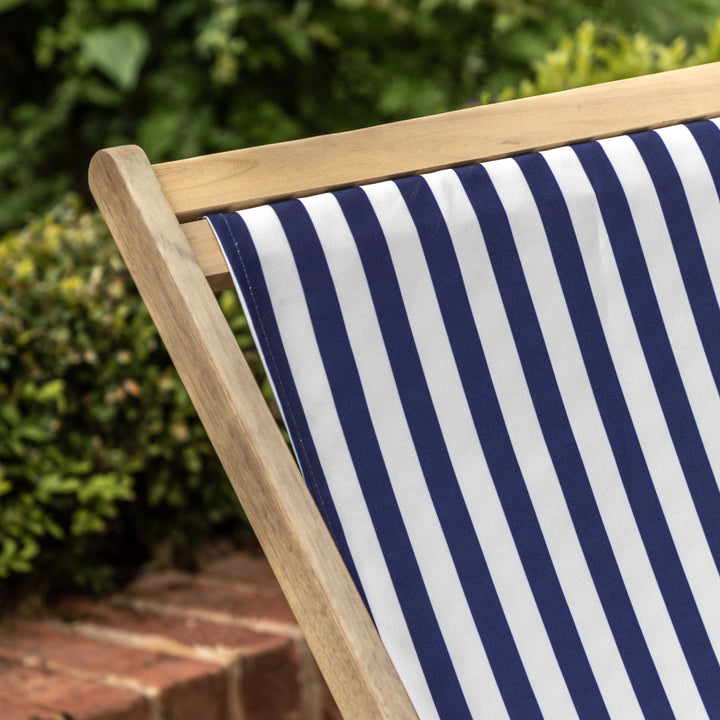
55,598,305,720
0,697,69,720
0,657,148,720
202,552,284,594
240,640,305,720
3,552,342,720
55,597,290,654
0,621,228,720
122,570,297,626
160,669,229,720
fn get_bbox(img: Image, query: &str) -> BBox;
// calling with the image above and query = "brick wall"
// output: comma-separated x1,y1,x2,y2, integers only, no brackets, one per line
0,552,342,720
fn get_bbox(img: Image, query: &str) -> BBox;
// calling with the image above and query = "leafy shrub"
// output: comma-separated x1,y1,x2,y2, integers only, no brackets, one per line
497,18,720,100
4,2,720,604
2,0,714,235
0,196,257,597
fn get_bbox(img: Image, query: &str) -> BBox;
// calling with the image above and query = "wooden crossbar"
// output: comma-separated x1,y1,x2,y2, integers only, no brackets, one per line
168,62,720,291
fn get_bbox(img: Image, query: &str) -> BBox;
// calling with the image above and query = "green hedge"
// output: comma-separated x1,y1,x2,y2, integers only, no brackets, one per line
1,0,715,234
0,197,266,598
4,8,720,604
496,18,720,101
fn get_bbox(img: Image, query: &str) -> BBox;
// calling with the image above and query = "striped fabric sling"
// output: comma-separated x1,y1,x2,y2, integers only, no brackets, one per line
207,119,720,720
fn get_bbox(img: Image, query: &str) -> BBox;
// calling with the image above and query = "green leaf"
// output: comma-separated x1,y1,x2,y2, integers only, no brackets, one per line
0,0,26,13
0,403,20,426
81,23,150,91
16,424,53,442
37,474,81,497
0,538,19,577
35,378,65,403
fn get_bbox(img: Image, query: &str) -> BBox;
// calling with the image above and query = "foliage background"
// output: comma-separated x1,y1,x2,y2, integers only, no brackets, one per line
2,0,720,605
3,0,719,235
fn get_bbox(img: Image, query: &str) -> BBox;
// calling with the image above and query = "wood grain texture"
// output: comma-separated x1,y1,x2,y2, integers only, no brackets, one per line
184,220,229,291
176,62,720,291
89,145,418,720
156,63,720,223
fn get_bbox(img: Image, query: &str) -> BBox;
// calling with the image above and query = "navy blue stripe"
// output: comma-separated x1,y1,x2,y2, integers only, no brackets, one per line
332,186,539,720
271,199,472,720
206,212,365,598
573,142,720,716
515,152,676,717
395,174,609,720
686,119,720,401
633,129,720,420
632,129,720,571
687,120,720,202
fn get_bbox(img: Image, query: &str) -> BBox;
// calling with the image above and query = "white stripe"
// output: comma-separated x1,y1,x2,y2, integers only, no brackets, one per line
238,204,440,720
362,178,574,718
480,156,643,716
656,123,720,464
657,123,720,299
300,192,505,720
599,133,720,654
479,156,644,719
541,145,708,719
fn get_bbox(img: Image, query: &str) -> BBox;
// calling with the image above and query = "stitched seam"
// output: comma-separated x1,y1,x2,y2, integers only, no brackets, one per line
218,213,338,541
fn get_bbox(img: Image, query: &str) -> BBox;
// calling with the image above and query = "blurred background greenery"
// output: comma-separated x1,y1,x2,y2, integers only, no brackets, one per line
2,0,720,608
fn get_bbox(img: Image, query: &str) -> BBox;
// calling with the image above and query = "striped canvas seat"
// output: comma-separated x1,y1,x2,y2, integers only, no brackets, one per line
209,118,720,720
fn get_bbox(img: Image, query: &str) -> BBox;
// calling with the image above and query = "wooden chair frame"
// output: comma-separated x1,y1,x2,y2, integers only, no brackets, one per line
89,62,720,720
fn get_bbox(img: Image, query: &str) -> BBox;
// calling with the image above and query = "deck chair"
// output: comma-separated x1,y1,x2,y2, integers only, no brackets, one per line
90,62,720,720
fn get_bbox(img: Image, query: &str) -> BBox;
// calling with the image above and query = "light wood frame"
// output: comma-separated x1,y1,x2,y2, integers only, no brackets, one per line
89,62,720,720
